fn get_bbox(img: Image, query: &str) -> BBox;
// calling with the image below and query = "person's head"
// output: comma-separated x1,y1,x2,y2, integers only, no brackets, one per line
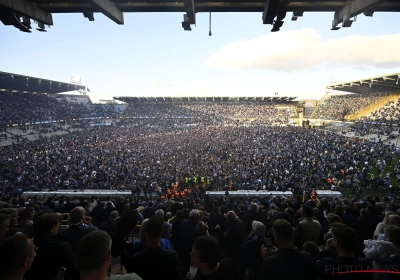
330,222,358,253
272,219,293,245
116,210,139,236
109,211,119,220
0,213,11,238
0,208,18,226
155,209,165,219
327,213,342,226
32,209,54,223
385,225,400,247
19,207,35,221
249,203,257,213
69,206,86,224
300,205,313,218
76,230,112,275
252,221,266,236
191,236,220,271
388,215,400,227
0,233,36,279
360,209,370,217
33,213,60,237
334,205,344,216
382,211,395,225
189,209,200,224
198,210,204,221
219,205,227,215
226,211,237,223
147,215,164,240
301,241,320,257
166,212,172,220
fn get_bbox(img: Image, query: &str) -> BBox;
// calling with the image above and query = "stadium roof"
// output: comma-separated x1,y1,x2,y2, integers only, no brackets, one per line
326,72,400,95
0,71,86,94
1,0,399,32
114,96,297,103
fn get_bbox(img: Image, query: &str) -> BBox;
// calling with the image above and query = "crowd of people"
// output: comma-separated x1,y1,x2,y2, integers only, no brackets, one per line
313,93,384,121
1,192,400,280
1,121,399,202
361,98,400,125
343,121,399,141
1,95,400,279
120,103,292,121
0,93,123,126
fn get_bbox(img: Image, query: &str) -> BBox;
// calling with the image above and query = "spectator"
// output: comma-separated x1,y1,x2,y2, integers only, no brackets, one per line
296,205,322,247
164,194,175,213
132,218,170,254
177,209,201,273
260,219,317,280
76,230,142,280
0,208,18,228
241,221,266,280
316,222,372,280
351,209,376,256
301,241,320,258
189,235,244,280
25,213,79,280
242,203,264,236
364,225,400,261
171,210,184,248
19,207,35,237
100,210,119,235
111,210,139,269
377,214,400,241
128,215,183,280
0,233,36,280
373,211,395,240
0,213,11,240
155,209,172,241
58,206,98,250
375,253,400,280
216,211,246,271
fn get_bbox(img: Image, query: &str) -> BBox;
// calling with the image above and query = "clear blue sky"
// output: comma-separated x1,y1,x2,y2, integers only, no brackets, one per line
1,11,399,102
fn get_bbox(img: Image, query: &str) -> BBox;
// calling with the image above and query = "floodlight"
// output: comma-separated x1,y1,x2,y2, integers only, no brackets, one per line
22,16,31,29
342,19,353,28
36,22,46,32
293,11,304,17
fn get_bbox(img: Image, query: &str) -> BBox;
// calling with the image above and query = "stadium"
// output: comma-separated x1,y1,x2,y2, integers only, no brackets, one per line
1,1,400,280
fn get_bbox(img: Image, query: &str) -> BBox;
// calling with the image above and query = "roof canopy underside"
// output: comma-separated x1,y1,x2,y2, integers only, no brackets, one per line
113,96,297,103
326,73,400,94
0,71,86,94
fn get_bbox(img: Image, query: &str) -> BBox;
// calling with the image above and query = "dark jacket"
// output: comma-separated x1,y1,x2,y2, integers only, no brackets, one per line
241,236,265,273
25,236,79,280
260,248,317,280
129,247,183,280
57,223,98,250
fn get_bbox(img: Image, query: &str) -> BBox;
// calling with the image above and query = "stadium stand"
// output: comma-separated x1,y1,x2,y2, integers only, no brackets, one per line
2,75,400,279
312,93,385,121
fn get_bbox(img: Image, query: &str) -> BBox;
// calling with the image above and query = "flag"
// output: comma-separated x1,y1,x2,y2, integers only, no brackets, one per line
86,87,90,92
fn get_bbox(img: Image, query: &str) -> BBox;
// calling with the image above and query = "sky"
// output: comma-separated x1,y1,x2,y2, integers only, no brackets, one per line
1,10,400,102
